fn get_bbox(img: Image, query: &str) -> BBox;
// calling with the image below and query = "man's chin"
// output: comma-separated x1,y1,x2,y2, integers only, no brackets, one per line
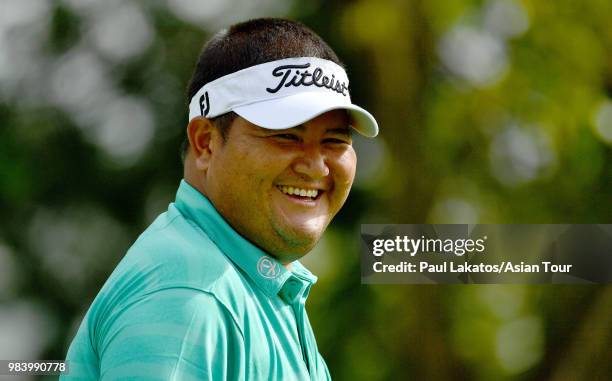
273,222,325,255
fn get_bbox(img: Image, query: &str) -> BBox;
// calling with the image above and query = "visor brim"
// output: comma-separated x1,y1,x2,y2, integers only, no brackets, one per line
233,91,378,138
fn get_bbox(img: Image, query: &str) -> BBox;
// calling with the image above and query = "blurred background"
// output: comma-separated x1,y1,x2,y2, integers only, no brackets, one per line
0,0,611,380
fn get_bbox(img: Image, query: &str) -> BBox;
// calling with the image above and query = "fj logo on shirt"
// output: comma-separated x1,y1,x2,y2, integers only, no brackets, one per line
257,256,281,279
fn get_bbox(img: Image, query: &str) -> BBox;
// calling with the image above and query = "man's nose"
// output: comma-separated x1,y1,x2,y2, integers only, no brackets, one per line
292,144,330,179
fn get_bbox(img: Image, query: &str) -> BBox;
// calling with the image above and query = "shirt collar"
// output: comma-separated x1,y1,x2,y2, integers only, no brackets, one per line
174,180,317,301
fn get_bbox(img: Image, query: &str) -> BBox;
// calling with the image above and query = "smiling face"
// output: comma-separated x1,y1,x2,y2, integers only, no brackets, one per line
203,110,356,263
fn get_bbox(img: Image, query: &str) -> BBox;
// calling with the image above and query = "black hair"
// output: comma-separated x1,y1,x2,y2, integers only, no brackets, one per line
182,18,343,162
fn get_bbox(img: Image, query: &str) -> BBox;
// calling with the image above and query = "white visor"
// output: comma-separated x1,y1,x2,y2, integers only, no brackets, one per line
188,57,378,137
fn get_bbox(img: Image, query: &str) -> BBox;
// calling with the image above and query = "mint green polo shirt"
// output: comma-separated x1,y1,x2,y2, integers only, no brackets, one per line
62,180,331,380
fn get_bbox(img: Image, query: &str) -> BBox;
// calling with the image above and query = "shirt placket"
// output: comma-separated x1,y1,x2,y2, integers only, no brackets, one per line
282,276,317,379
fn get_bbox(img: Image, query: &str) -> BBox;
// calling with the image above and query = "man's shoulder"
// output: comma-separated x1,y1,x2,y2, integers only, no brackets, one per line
117,204,235,292
86,204,253,338
94,203,254,313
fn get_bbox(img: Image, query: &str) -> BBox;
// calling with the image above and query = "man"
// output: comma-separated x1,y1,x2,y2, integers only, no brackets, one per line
62,18,378,380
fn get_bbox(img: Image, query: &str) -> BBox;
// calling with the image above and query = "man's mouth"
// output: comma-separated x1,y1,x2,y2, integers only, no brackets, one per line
276,185,321,200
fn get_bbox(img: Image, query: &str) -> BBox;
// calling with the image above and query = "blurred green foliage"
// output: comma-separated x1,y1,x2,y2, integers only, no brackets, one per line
0,0,610,380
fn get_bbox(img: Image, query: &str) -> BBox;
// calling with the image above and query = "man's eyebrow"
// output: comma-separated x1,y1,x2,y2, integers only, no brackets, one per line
260,125,305,133
326,127,352,136
264,125,352,136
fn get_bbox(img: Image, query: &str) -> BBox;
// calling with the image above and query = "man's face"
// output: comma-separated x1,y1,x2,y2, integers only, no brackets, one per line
205,110,356,263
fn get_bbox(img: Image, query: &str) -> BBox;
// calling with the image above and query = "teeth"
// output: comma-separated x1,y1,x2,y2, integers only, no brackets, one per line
278,186,319,199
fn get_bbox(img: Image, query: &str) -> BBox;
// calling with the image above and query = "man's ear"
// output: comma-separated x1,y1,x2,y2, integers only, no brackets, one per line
186,117,218,171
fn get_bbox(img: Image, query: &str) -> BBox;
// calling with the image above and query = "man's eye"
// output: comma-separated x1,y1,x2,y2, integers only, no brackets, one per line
274,134,299,141
323,138,350,145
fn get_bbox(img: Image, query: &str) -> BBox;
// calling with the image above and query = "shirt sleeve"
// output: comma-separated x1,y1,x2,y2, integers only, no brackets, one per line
316,352,332,381
96,287,245,381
